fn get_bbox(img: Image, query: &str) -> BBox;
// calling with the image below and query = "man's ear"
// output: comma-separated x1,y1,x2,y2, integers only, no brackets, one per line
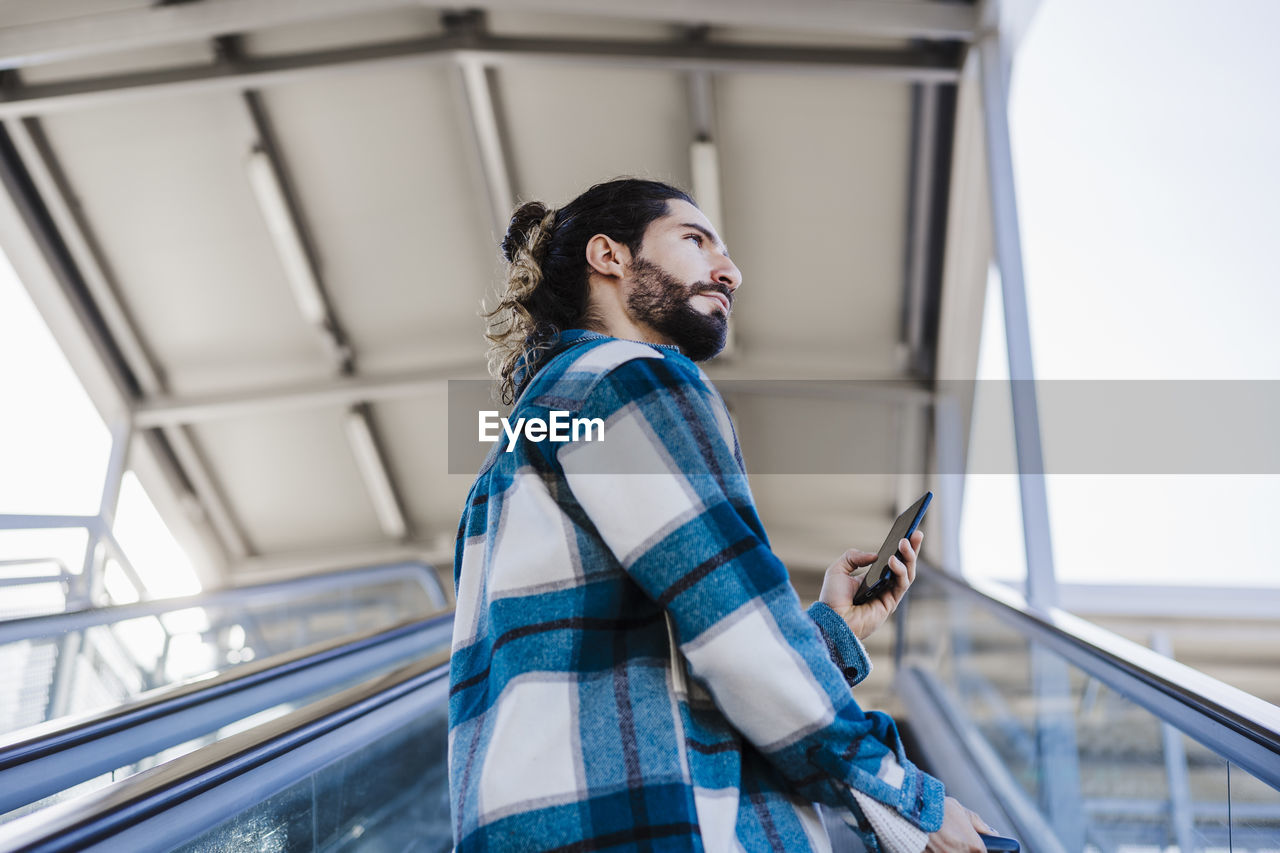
584,234,630,279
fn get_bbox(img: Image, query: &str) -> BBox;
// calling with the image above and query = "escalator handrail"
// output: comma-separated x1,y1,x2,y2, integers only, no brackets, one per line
0,649,452,852
0,560,446,646
918,563,1280,785
0,609,453,770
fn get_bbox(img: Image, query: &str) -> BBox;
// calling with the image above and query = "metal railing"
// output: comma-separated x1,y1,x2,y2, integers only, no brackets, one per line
898,563,1280,851
0,649,453,852
0,560,447,646
905,563,1280,790
0,610,452,817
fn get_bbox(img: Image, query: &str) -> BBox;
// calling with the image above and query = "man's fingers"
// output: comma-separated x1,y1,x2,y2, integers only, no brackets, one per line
903,531,922,581
842,548,877,570
967,809,994,834
889,555,908,586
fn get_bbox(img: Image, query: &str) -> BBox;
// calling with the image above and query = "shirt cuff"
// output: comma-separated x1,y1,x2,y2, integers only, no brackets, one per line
806,601,873,687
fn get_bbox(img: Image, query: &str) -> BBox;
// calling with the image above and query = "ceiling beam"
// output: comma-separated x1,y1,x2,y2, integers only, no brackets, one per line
134,364,929,427
134,362,488,428
0,33,960,119
0,0,975,72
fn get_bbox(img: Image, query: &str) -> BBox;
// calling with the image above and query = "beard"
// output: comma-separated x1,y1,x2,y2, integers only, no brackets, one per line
624,257,731,362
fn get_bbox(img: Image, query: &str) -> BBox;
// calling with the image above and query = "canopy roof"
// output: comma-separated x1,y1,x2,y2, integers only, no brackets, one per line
0,0,991,600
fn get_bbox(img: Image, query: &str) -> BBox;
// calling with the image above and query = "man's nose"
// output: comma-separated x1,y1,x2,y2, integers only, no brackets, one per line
714,257,742,292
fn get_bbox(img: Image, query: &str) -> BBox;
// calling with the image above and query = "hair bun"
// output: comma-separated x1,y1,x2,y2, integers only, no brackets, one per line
501,201,553,263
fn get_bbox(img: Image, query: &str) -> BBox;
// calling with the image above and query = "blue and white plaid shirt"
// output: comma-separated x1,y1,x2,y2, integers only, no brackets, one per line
450,329,945,851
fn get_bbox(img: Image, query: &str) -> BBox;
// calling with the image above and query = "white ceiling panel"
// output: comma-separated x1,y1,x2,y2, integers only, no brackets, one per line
0,0,150,36
368,393,477,546
37,93,335,395
254,66,498,372
190,408,386,554
716,73,913,374
497,64,693,207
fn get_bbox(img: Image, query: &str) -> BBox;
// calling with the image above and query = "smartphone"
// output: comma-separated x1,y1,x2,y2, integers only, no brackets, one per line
850,491,932,606
980,834,1020,852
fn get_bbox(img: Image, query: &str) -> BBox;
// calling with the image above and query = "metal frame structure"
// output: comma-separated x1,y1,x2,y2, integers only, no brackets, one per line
0,35,961,121
0,0,977,71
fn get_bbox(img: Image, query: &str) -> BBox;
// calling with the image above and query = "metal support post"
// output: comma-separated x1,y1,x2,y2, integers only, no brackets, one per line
1150,631,1195,852
684,42,735,357
977,22,1082,849
44,629,81,721
78,417,133,605
976,32,1056,611
447,12,518,242
902,82,938,372
1029,643,1086,852
932,394,967,574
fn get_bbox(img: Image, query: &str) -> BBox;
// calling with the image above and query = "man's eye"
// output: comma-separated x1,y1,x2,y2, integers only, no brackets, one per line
686,234,703,246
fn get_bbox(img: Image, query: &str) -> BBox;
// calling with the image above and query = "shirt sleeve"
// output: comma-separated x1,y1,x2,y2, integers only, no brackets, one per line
554,354,945,833
808,601,874,688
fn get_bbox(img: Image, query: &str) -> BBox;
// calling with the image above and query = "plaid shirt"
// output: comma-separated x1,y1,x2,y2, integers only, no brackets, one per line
450,330,944,852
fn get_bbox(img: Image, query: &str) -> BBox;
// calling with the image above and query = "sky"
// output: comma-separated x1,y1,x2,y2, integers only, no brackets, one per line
960,0,1280,589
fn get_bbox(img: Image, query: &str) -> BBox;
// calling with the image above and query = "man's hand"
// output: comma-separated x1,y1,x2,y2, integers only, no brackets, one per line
818,530,922,640
924,796,992,852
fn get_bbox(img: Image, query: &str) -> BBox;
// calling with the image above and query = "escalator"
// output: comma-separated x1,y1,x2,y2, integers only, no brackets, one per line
0,563,1276,852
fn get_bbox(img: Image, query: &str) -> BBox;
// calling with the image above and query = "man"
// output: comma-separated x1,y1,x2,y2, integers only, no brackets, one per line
450,178,991,851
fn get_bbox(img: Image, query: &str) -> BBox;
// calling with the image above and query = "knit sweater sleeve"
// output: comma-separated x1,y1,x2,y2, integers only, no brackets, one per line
554,353,944,833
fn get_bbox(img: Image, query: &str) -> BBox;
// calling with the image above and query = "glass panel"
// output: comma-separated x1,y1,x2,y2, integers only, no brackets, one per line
1229,761,1280,852
171,696,451,852
901,572,1279,852
0,573,439,736
1,642,449,824
113,472,202,599
0,250,111,517
959,264,1027,588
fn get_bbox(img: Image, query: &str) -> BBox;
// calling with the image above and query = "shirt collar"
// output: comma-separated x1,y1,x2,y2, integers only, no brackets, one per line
553,328,683,354
512,328,683,397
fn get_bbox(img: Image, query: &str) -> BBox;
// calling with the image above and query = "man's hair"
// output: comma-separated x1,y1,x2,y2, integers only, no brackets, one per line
484,177,696,404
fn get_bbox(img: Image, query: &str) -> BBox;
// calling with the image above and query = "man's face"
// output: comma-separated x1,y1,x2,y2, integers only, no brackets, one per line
622,200,741,362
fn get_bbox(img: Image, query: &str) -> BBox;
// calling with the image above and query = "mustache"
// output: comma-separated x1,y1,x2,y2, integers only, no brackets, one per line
695,282,734,308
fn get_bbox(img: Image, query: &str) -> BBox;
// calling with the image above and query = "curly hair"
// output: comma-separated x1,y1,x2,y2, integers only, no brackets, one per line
483,178,695,404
